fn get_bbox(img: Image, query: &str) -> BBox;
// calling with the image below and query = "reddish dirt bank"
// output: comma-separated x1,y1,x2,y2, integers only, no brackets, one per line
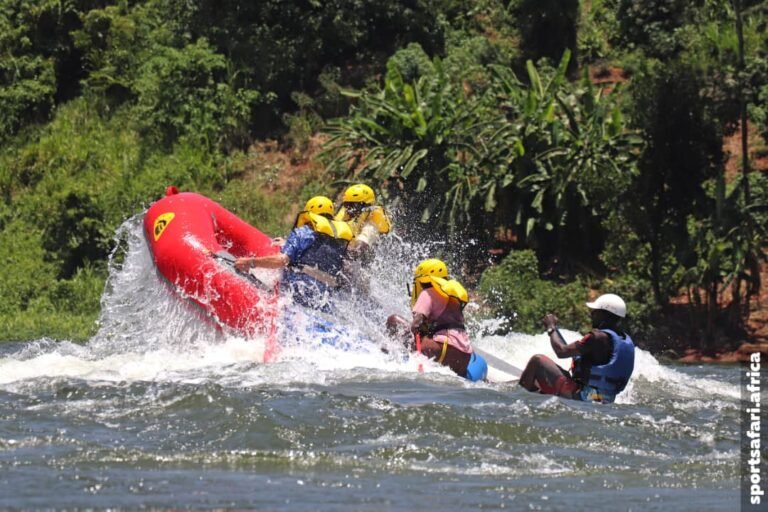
678,343,767,364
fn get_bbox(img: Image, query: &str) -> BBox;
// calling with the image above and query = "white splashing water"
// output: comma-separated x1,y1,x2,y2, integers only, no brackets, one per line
0,215,740,402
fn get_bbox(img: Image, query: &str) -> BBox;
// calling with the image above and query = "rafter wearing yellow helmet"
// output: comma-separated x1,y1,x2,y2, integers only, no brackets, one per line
235,195,354,313
386,258,487,382
410,258,448,305
294,196,353,241
335,183,391,237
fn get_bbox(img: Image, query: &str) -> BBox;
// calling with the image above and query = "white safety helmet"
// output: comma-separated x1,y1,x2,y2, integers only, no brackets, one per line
586,293,626,318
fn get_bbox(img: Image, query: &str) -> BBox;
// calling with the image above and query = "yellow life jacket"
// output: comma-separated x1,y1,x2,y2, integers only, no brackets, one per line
410,276,469,307
429,276,469,305
335,205,391,235
295,212,354,241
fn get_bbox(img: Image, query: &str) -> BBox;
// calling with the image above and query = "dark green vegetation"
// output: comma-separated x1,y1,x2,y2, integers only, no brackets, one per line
2,0,766,351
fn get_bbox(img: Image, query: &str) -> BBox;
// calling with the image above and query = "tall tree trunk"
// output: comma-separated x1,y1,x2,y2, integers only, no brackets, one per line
734,0,751,206
733,0,759,311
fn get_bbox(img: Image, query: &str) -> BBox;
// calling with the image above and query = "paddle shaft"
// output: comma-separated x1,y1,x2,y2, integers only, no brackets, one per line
415,333,424,373
474,347,523,378
210,251,271,290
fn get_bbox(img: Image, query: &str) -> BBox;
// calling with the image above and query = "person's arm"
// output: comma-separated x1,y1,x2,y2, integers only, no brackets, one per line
542,313,583,358
234,253,289,272
410,312,428,335
411,288,443,335
234,226,308,272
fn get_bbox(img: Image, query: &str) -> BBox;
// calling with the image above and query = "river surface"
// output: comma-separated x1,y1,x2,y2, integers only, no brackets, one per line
0,217,744,511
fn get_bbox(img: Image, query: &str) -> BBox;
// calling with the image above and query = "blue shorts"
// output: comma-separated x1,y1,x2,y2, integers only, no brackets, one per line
465,352,488,382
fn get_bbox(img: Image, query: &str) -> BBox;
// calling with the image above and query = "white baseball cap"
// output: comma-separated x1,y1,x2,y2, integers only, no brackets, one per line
586,293,626,318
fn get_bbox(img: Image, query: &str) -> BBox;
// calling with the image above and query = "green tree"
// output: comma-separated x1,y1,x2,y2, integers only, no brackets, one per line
156,0,447,134
323,45,484,244
682,172,768,347
513,0,580,73
616,60,722,308
484,51,641,271
614,0,704,58
0,0,88,141
324,47,640,270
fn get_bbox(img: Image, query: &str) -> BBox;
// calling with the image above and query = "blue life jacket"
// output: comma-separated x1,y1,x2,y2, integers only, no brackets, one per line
583,329,635,397
282,222,350,312
293,232,347,278
289,214,351,280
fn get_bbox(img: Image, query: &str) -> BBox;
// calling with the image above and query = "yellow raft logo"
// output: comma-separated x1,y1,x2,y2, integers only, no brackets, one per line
153,212,175,241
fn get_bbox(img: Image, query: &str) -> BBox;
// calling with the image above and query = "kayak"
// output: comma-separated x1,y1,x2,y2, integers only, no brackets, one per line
143,186,279,338
476,347,522,383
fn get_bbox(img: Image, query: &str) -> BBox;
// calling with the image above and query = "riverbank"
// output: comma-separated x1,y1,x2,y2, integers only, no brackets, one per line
676,342,768,364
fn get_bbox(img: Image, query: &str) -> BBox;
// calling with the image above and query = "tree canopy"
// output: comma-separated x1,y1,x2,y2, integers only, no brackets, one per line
1,0,766,349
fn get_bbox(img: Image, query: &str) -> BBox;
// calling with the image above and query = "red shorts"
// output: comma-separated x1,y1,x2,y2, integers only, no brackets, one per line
540,374,581,398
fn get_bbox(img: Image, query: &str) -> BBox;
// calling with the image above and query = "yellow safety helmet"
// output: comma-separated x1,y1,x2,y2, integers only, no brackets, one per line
414,258,448,283
304,196,335,217
410,258,450,306
342,184,376,205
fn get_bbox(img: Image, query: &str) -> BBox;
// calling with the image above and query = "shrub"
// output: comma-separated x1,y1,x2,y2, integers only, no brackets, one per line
132,38,262,151
0,219,56,315
477,249,588,333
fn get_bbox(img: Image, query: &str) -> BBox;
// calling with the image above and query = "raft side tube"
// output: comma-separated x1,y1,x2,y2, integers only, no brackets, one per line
143,190,279,336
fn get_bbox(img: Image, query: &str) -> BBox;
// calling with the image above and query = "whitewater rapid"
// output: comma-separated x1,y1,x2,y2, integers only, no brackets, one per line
0,215,740,405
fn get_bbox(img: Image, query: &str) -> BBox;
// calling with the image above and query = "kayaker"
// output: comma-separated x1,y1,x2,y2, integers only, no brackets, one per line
235,196,353,313
334,183,391,265
386,258,488,382
519,293,635,403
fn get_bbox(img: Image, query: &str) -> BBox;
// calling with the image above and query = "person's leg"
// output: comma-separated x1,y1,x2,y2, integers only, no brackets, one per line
417,335,443,359
421,335,471,378
519,354,580,399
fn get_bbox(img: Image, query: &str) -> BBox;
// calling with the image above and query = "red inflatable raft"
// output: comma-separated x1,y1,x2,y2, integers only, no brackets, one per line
143,187,280,342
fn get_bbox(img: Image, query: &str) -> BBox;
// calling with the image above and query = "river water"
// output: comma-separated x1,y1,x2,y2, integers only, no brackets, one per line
0,217,744,510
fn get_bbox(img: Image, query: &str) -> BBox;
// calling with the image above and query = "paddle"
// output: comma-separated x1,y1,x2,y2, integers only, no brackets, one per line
474,347,523,378
414,333,424,373
210,251,272,291
210,250,281,360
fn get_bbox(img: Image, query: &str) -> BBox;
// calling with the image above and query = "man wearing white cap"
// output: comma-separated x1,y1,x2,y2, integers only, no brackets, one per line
519,293,635,404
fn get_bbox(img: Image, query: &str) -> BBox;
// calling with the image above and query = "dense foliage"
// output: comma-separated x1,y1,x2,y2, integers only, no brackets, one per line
1,0,766,350
324,47,641,271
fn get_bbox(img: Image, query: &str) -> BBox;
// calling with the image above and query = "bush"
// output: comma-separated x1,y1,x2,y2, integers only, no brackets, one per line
602,273,665,350
217,181,296,238
477,250,589,334
48,265,105,317
132,38,262,151
614,0,702,58
0,55,56,141
0,0,85,141
0,311,98,342
0,219,56,315
0,218,101,342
